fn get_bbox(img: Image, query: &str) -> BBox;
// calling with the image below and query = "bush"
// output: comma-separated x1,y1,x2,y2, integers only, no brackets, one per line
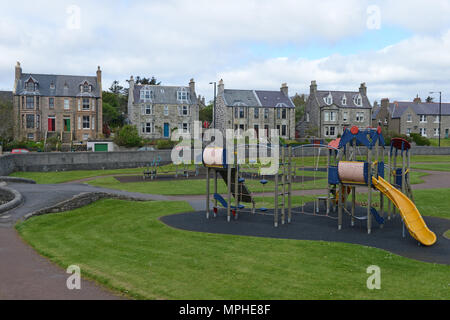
156,139,176,150
114,125,143,148
382,130,412,147
410,133,431,146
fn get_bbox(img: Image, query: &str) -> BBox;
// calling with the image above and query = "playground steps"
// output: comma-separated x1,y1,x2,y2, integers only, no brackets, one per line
217,168,253,203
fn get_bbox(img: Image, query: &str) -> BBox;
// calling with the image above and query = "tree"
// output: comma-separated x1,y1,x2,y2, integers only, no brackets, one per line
425,96,434,103
292,93,306,123
113,125,142,148
199,101,213,123
135,76,161,85
109,80,124,95
0,99,13,143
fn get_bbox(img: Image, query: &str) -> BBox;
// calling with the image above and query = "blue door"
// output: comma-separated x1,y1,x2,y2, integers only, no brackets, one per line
164,123,170,138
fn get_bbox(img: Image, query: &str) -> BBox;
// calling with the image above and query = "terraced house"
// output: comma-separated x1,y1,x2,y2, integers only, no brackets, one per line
372,97,450,138
214,80,296,139
127,77,199,139
12,62,103,145
298,81,372,138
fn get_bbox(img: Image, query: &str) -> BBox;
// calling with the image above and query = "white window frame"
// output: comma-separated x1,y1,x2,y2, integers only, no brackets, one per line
182,105,189,116
434,128,440,136
343,112,348,122
420,128,427,137
145,104,153,115
434,115,440,123
407,114,412,122
330,111,336,122
420,115,427,123
64,99,70,110
164,105,169,116
82,115,90,129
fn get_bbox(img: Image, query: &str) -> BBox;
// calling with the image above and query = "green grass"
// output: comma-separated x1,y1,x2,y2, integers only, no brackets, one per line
16,199,450,300
411,163,450,172
444,230,450,239
429,138,450,147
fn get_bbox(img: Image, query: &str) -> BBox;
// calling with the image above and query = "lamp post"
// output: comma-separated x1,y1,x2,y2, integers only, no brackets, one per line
209,82,217,128
430,91,442,147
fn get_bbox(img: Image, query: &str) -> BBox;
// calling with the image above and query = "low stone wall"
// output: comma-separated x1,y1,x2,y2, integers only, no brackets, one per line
23,192,150,220
0,184,24,214
0,177,36,184
0,145,450,175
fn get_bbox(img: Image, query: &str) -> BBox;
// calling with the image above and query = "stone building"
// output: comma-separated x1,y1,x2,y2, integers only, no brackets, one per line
372,96,450,138
297,81,372,138
214,80,296,139
127,77,199,139
12,62,103,143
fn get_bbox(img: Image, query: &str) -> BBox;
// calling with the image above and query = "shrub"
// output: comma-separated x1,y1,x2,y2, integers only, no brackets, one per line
410,133,431,146
381,130,412,147
114,125,143,148
156,139,176,150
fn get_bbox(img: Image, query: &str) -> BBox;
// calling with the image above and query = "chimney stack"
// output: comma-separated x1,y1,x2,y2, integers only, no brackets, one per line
96,66,102,92
189,78,195,95
218,79,224,95
413,95,422,103
359,82,367,96
281,83,288,96
310,80,317,95
14,61,22,93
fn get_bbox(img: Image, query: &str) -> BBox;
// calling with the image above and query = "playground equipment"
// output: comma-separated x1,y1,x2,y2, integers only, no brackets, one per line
143,155,199,180
326,127,436,246
203,145,292,227
201,127,436,246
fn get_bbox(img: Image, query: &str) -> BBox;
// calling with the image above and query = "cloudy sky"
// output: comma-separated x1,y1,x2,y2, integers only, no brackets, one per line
1,0,450,103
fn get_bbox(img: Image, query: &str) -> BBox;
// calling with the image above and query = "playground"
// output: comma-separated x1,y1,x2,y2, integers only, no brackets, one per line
1,126,450,299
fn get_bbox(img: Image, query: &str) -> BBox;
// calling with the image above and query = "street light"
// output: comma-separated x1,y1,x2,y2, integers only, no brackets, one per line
209,81,217,129
429,91,442,147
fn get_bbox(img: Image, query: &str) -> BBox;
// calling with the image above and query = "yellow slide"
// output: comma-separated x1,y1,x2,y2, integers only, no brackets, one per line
372,176,437,246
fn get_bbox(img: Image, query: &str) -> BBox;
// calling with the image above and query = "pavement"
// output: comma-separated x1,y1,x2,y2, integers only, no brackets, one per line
0,168,449,299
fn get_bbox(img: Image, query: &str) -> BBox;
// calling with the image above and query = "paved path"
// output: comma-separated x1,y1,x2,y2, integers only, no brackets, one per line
1,168,450,299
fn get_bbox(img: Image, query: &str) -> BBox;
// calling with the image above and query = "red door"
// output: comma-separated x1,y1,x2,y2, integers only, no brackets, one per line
48,118,55,131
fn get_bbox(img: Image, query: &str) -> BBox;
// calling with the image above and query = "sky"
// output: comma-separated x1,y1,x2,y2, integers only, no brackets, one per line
1,0,450,104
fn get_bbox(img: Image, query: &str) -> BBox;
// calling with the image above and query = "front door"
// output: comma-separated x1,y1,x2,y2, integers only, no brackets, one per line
48,117,55,132
446,129,449,139
163,123,170,138
64,119,70,132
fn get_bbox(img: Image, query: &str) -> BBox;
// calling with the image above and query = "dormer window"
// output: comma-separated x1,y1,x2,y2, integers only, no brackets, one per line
342,95,347,105
50,82,55,90
354,94,362,106
177,89,190,102
324,93,333,105
140,88,153,101
26,81,35,91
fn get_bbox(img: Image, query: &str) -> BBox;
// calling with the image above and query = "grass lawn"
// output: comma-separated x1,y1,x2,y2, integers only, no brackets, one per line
411,163,450,172
429,138,450,147
16,199,450,300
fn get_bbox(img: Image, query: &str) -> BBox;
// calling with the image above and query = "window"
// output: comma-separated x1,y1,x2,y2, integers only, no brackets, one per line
325,126,335,136
64,99,70,110
356,112,364,122
254,124,259,136
406,128,411,136
384,118,388,125
83,84,90,92
264,108,269,119
407,114,412,122
182,122,189,133
83,134,89,141
354,95,362,106
142,122,153,134
343,112,348,122
36,97,39,110
434,128,440,136
277,124,280,135
26,114,35,129
83,116,90,129
182,105,189,116
177,91,189,101
36,114,40,129
140,89,153,101
282,108,287,119
324,93,332,105
277,109,281,119
164,105,169,116
234,107,238,118
145,104,152,115
264,125,269,136
26,81,35,91
83,98,90,110
330,111,336,122
27,133,34,140
26,96,34,109
306,112,310,122
420,115,427,123
239,107,245,119
49,97,54,109
281,124,287,136
420,128,427,137
324,111,329,122
254,108,259,119
342,97,347,105
434,115,440,123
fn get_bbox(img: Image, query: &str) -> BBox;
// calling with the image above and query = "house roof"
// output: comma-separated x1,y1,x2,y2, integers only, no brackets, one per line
222,89,295,108
133,84,197,105
389,101,450,118
315,90,371,109
372,105,381,120
15,73,100,98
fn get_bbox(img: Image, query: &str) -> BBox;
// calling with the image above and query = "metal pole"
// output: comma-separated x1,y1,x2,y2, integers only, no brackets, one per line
288,145,292,223
281,146,286,225
439,92,442,148
367,145,372,235
227,165,231,222
274,168,279,227
214,169,218,217
206,167,210,219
